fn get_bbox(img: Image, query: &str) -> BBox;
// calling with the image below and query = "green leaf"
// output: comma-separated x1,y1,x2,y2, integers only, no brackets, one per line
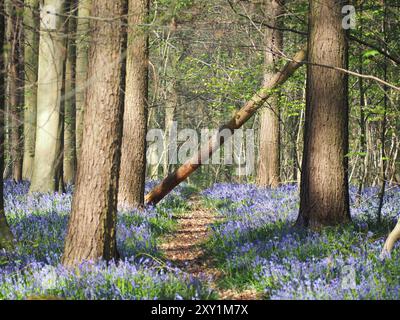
363,50,379,58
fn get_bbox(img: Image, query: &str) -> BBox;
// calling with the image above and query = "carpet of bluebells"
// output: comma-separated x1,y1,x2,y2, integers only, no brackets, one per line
2,180,400,300
202,183,400,299
0,181,215,300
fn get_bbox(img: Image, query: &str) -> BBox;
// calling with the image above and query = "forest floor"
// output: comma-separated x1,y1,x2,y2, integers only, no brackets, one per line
159,196,261,300
2,182,400,299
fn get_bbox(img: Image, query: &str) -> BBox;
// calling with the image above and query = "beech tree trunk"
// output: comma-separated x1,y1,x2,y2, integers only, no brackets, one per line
297,0,351,228
75,0,91,162
145,48,306,205
22,0,39,180
63,12,77,185
257,0,283,188
30,0,67,193
118,0,149,208
62,0,124,266
0,0,14,250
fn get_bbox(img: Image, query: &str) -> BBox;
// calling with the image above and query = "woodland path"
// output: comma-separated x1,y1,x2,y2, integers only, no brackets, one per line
159,196,261,300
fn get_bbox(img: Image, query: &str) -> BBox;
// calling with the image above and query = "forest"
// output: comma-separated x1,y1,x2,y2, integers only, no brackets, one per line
0,0,399,302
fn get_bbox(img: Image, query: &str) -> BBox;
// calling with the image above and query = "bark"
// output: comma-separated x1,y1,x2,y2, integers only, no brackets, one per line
257,0,283,188
376,2,388,224
7,2,23,182
356,52,367,202
22,0,39,180
62,0,124,267
118,0,149,208
63,12,77,185
145,48,307,205
30,0,67,193
297,0,351,228
0,0,14,250
356,1,366,202
75,0,91,162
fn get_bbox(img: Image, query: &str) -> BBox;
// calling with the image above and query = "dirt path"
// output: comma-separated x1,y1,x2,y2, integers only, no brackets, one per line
159,198,260,300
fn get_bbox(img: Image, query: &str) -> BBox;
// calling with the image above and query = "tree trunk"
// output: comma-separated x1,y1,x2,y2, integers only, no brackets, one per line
62,0,124,267
22,0,39,181
63,11,77,185
145,48,307,205
163,81,178,176
297,0,350,228
0,0,14,250
118,0,149,208
7,1,23,182
30,0,67,193
257,0,283,188
75,0,91,162
356,1,366,202
376,1,388,224
147,106,160,179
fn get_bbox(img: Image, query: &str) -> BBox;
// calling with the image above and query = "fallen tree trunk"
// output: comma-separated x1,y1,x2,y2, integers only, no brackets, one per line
145,48,307,205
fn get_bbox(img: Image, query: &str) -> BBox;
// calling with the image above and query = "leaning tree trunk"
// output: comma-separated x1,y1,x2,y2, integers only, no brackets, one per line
297,0,351,228
257,0,283,188
118,0,149,208
381,222,400,258
63,11,77,185
0,0,14,250
75,0,91,162
30,0,67,193
62,0,124,267
145,48,307,205
22,0,39,180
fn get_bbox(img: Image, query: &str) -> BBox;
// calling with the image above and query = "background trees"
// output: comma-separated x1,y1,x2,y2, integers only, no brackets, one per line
2,0,396,197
